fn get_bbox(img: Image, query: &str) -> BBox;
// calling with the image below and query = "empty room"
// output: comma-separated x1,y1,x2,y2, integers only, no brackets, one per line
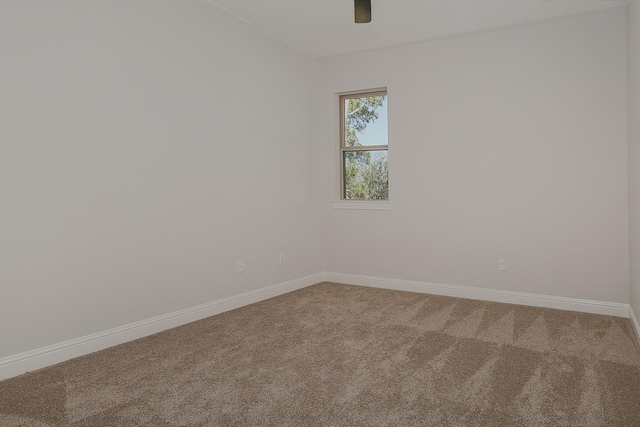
2,0,640,425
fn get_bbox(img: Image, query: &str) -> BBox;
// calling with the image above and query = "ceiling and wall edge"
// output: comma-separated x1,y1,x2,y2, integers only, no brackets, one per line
199,0,629,59
198,0,311,57
320,4,630,60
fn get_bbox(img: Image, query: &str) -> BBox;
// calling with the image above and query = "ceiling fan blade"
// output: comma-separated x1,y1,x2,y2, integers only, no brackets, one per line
355,0,371,24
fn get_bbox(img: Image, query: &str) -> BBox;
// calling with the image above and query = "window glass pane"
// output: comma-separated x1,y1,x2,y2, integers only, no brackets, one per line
343,150,388,200
344,95,387,147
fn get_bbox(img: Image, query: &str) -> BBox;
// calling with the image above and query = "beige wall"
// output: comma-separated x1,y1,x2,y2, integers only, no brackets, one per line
313,10,630,303
0,0,322,358
0,2,634,362
629,3,640,321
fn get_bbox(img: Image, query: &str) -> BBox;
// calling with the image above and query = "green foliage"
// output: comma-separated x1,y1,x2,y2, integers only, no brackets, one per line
344,151,388,200
345,96,384,147
343,96,388,200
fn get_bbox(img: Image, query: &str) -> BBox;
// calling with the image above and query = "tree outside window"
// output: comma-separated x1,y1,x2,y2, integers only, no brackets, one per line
340,90,388,200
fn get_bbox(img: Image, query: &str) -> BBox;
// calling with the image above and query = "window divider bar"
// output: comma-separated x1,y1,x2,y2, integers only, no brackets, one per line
341,146,388,152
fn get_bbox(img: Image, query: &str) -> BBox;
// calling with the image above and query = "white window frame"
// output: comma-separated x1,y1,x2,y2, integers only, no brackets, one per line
338,89,390,207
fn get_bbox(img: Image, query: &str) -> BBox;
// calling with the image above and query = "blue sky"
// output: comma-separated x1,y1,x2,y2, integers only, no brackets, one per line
356,97,388,147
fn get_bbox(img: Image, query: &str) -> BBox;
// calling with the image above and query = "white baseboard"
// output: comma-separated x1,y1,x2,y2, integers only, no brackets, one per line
323,272,630,318
631,306,640,345
0,273,324,382
1,271,633,382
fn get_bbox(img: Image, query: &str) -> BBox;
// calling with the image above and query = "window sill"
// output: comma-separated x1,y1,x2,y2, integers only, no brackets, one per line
331,200,391,211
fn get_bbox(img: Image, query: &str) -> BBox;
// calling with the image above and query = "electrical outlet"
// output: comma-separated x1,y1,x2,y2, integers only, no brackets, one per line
498,259,506,272
236,260,245,273
279,253,285,265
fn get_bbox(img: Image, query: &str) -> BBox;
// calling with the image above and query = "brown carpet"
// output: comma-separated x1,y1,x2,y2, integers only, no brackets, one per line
1,282,640,426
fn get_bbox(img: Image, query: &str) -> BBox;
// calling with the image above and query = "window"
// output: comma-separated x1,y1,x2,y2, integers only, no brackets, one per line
340,89,388,201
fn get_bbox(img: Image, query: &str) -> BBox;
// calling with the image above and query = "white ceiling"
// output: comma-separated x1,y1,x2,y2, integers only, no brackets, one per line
204,0,628,58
